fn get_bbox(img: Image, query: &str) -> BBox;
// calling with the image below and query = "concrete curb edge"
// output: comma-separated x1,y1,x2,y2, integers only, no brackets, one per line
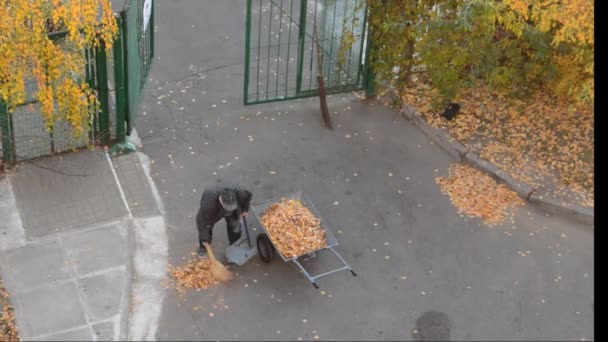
385,88,593,227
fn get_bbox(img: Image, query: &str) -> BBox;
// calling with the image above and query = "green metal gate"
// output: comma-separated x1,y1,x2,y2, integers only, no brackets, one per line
244,0,369,105
117,0,155,136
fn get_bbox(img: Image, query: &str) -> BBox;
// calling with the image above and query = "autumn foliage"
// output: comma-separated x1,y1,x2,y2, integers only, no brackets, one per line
367,0,594,106
367,0,594,206
0,279,18,342
0,0,117,138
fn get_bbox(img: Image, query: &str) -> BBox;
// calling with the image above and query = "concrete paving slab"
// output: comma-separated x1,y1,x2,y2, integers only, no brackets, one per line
10,149,127,238
16,282,87,337
0,177,26,251
32,327,92,341
91,320,115,341
60,223,128,276
113,153,161,218
78,269,126,322
0,239,70,290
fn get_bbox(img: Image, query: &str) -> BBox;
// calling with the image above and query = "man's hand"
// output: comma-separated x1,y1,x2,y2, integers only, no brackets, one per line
242,211,248,218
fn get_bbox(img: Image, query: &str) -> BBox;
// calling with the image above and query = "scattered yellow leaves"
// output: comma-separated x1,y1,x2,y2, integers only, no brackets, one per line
403,78,593,207
0,278,19,342
436,164,525,226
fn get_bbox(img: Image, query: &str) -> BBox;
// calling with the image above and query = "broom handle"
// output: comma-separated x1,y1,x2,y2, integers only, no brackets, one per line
243,215,252,248
202,242,217,261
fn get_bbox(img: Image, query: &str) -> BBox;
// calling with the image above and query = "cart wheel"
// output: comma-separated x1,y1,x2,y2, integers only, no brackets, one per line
313,282,320,289
257,234,275,263
350,270,357,277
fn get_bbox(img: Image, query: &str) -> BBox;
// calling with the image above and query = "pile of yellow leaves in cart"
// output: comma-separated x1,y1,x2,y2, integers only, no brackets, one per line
260,199,327,259
436,164,525,226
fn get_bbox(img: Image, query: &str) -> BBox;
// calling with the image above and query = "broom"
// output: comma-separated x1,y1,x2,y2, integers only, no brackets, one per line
313,20,333,130
203,242,234,282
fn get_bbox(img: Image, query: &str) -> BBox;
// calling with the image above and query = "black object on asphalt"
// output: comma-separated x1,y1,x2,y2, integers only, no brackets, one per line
441,103,460,120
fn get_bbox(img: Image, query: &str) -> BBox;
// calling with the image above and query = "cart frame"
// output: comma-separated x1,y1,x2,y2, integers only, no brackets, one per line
250,190,357,288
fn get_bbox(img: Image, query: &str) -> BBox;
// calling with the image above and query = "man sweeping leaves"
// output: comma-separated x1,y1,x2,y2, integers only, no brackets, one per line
195,183,252,258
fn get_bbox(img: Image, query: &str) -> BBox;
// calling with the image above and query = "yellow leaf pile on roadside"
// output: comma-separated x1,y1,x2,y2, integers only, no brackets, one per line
402,77,593,207
260,199,327,259
436,164,525,226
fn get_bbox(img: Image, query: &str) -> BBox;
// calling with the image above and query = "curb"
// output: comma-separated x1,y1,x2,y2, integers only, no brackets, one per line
388,90,593,227
528,194,594,226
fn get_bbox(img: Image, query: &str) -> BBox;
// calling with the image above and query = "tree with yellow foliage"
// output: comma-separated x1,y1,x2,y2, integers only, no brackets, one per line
0,0,117,138
367,0,594,107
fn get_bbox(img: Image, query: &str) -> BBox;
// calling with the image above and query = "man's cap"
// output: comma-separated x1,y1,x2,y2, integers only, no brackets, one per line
219,191,238,211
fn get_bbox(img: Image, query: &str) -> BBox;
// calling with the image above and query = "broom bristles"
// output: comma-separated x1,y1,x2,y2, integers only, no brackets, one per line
204,243,234,282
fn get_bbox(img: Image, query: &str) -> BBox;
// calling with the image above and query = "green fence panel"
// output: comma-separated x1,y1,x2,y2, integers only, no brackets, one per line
95,42,111,145
244,0,369,105
123,0,154,135
0,101,14,165
113,14,128,143
0,0,153,165
0,28,122,166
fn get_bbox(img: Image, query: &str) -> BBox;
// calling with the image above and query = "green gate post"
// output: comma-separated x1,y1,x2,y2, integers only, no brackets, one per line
95,41,111,146
110,13,136,156
243,0,252,105
150,0,155,59
364,35,376,99
295,0,308,94
0,101,14,165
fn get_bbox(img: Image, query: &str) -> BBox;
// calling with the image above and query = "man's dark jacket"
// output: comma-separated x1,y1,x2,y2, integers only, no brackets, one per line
197,183,252,226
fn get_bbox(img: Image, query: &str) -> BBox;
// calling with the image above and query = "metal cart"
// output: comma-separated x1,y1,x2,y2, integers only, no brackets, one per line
250,190,357,288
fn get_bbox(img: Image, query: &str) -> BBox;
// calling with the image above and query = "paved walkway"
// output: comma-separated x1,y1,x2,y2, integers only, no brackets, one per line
131,0,594,340
0,0,594,341
0,149,168,341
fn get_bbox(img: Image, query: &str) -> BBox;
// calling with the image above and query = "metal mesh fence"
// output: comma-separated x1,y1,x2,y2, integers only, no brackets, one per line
1,32,117,165
244,0,368,105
